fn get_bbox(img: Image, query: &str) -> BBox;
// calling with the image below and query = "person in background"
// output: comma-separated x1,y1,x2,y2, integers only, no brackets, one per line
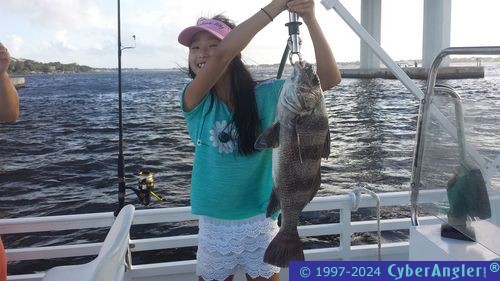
178,0,340,280
0,42,19,281
0,42,20,123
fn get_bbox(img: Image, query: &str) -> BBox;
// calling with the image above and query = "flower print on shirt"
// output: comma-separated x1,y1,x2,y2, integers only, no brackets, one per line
209,120,237,154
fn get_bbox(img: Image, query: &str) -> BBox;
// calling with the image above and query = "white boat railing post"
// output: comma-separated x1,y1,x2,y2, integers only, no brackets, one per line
340,205,352,260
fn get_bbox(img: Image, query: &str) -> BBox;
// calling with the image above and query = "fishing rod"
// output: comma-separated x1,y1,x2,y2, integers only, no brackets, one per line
115,0,165,216
277,9,303,79
115,0,126,216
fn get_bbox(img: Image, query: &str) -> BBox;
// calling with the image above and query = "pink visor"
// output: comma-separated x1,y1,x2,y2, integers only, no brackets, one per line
178,18,232,47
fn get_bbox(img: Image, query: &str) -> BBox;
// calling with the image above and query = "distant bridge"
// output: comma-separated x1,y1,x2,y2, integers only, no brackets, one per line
359,0,451,68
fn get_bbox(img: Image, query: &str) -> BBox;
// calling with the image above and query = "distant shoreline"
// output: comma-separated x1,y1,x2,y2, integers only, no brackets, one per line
9,56,499,75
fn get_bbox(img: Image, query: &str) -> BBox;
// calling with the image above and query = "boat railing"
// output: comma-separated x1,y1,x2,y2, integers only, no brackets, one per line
411,46,500,211
406,46,500,257
2,190,446,281
411,47,500,226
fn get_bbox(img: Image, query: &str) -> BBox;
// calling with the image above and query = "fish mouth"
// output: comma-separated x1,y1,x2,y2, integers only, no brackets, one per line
280,61,323,115
292,61,307,75
291,62,322,111
293,62,319,87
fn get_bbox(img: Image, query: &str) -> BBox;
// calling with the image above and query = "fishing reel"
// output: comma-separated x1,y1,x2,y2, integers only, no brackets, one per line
129,170,166,206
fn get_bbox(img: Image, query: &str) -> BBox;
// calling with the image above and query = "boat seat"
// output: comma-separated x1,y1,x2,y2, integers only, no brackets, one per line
42,204,135,281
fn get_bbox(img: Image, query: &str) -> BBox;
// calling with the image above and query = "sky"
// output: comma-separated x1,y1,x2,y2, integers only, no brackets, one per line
1,0,500,69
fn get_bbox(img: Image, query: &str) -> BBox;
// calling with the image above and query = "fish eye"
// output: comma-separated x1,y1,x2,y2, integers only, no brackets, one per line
312,76,320,85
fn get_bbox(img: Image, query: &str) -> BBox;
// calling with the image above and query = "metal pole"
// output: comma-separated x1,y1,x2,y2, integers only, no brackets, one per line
286,10,302,63
287,11,301,54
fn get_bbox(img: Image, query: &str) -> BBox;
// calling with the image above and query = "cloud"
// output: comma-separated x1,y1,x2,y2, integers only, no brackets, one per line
3,0,114,32
9,35,25,54
53,30,77,51
1,0,118,66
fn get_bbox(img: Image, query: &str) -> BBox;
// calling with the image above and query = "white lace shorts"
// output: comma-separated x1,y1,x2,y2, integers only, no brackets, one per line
196,214,280,281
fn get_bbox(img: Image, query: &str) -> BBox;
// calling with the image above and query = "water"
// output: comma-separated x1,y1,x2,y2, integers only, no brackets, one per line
1,64,499,271
1,70,193,218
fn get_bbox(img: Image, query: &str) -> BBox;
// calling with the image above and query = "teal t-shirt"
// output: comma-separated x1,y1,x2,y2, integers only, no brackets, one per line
181,79,285,220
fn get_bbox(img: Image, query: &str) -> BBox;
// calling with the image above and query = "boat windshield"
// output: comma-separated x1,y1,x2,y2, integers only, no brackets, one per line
414,83,500,256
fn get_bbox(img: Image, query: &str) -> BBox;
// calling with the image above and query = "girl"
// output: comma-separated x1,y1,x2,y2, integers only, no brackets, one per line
178,1,341,280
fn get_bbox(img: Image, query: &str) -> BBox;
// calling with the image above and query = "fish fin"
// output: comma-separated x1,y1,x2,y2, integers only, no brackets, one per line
266,188,281,217
255,122,280,150
322,130,331,159
264,229,304,268
309,170,321,202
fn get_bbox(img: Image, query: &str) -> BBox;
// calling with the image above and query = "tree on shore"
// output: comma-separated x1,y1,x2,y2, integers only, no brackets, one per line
8,58,93,74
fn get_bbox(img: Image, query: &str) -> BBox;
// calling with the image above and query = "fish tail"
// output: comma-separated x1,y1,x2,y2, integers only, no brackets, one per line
266,189,281,217
264,229,304,268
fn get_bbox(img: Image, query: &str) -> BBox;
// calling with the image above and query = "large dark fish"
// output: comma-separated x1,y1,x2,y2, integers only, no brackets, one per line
255,61,331,267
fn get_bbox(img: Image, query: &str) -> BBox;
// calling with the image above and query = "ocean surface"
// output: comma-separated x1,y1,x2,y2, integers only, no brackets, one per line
1,64,499,272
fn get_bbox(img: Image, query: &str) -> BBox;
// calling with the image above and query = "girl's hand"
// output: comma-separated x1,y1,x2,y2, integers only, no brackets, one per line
0,43,11,75
271,0,289,11
287,0,316,24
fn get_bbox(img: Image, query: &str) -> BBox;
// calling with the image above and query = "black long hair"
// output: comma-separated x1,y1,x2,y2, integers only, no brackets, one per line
188,14,260,155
